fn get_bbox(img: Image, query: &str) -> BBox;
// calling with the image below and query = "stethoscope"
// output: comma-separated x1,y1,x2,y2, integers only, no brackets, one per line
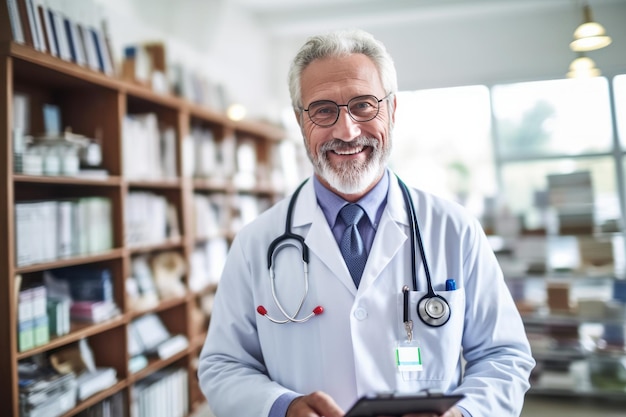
256,176,451,327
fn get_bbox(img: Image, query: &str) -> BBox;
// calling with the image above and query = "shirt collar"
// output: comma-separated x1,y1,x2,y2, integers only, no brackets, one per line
314,169,389,228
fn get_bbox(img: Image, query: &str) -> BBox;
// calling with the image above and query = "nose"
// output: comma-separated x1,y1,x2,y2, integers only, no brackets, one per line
331,106,361,140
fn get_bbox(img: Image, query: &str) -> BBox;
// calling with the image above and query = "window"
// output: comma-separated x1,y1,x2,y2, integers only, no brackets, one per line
491,78,613,158
391,76,624,232
615,75,626,148
490,77,619,233
390,86,495,218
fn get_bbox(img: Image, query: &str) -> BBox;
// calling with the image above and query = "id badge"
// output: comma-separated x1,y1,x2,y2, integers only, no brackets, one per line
395,339,422,380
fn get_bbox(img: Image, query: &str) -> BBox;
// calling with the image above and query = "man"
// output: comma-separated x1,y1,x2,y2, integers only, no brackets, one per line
198,29,535,417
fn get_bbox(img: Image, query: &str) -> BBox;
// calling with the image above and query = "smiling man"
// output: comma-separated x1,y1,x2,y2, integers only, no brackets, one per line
197,29,535,417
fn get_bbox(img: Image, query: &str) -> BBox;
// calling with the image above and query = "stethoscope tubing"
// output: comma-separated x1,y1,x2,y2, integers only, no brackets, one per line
259,175,450,326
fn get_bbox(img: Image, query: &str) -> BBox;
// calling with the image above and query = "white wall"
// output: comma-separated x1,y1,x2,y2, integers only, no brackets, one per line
270,1,626,111
48,0,626,124
49,0,275,120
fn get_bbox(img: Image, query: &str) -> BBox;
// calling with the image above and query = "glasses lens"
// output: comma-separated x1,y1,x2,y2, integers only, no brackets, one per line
308,101,339,126
348,96,380,122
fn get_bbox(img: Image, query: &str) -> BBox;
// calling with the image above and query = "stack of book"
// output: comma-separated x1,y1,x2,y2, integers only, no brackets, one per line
125,191,180,247
130,314,188,361
17,280,49,352
18,362,77,417
5,0,114,76
131,367,189,417
122,113,177,181
75,391,124,417
50,265,119,323
48,339,118,402
15,197,113,267
547,171,595,235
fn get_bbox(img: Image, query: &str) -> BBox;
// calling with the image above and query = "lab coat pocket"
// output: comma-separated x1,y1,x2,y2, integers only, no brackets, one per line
398,289,466,384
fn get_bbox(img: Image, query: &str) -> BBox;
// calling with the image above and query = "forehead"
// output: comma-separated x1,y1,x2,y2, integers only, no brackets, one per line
300,53,384,103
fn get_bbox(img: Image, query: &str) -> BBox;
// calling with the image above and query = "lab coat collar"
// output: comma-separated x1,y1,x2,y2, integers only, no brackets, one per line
291,171,411,293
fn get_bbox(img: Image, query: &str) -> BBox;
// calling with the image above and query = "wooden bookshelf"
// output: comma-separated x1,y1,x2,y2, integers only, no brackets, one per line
0,5,285,415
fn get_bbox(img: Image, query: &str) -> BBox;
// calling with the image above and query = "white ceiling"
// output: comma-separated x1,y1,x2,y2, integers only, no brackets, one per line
97,0,626,121
229,0,610,36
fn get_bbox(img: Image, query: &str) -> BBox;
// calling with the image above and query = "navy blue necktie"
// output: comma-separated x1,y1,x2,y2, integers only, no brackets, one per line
339,204,367,287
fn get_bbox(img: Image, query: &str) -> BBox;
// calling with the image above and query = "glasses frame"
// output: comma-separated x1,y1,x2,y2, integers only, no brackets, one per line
302,93,392,127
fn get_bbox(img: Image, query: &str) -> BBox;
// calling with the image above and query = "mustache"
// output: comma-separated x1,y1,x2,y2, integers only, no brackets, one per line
319,137,379,153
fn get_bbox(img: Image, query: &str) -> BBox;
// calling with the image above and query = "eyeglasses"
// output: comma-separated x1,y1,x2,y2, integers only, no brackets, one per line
302,93,392,127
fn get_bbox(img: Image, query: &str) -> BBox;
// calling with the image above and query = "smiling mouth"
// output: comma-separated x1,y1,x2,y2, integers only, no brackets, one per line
332,146,366,156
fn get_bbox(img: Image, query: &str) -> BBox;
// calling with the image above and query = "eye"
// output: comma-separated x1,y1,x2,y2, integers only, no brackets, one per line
309,101,338,118
353,100,374,110
349,97,378,116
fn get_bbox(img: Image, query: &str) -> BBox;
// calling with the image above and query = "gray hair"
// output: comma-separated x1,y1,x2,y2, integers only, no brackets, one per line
288,29,398,110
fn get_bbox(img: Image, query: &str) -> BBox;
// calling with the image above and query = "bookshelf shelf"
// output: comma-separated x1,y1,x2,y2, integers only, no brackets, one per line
14,174,122,185
16,314,127,361
60,381,127,417
128,295,189,318
14,249,125,274
0,5,286,414
129,349,191,384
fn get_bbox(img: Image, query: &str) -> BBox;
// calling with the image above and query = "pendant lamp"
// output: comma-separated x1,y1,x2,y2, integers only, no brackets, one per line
566,53,601,78
570,3,612,52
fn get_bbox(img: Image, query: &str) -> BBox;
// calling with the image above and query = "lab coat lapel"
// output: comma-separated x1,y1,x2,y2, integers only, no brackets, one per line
359,177,410,289
290,176,411,293
291,181,357,293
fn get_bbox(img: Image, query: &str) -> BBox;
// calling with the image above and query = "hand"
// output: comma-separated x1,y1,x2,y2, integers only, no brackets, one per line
441,406,464,417
286,391,344,417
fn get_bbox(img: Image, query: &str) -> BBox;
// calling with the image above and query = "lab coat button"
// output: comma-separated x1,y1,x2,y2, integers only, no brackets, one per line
354,308,368,320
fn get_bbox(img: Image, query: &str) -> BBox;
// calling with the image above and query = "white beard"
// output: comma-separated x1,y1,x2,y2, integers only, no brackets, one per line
307,136,390,195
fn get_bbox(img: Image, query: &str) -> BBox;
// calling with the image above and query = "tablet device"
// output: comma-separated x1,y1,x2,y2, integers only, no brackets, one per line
345,391,464,417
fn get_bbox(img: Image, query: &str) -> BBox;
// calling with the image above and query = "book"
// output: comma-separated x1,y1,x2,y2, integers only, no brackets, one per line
130,313,171,353
42,103,61,135
131,367,188,417
56,199,75,258
26,0,45,52
155,334,188,360
37,1,57,56
76,367,117,400
130,255,159,302
50,9,71,61
70,300,118,323
17,286,34,351
80,24,100,71
33,314,49,346
74,196,112,254
15,202,36,267
91,26,113,75
39,200,58,262
52,265,113,302
16,0,33,47
6,0,25,44
64,16,85,65
47,297,70,336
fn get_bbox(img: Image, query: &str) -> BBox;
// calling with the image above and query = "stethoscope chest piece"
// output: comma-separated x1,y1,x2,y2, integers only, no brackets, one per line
417,294,450,327
399,176,452,328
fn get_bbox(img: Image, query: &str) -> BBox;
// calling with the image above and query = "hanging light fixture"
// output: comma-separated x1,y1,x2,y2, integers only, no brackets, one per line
566,53,601,78
569,3,612,52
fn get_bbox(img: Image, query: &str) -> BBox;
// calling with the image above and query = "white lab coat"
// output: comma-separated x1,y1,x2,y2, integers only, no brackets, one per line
198,175,535,417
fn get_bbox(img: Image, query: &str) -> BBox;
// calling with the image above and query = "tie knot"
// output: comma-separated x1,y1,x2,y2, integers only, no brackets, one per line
339,204,364,226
